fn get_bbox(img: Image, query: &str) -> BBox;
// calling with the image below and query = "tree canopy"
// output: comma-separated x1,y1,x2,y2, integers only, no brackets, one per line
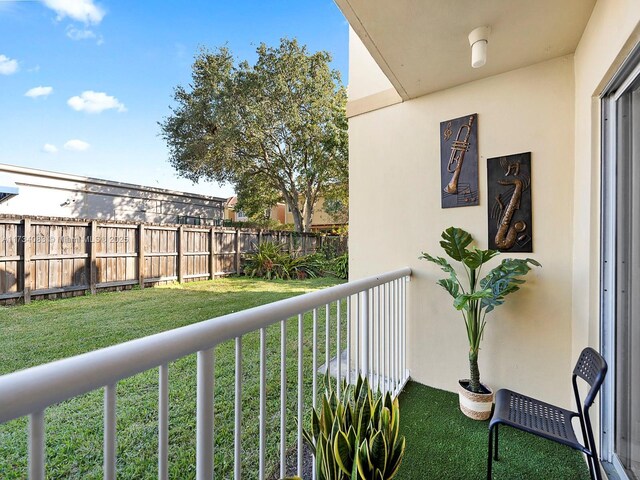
160,38,348,232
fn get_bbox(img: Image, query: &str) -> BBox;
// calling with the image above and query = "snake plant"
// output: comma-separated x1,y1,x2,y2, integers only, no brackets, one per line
302,376,405,480
420,226,540,394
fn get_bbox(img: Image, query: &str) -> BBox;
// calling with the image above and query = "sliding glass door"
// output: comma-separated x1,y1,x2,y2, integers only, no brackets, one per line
602,49,640,480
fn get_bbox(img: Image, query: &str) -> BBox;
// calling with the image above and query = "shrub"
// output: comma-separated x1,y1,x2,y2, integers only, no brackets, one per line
331,253,348,280
243,242,326,280
243,241,288,280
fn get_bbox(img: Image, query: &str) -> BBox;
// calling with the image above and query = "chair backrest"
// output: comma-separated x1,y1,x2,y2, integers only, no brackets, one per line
572,347,608,409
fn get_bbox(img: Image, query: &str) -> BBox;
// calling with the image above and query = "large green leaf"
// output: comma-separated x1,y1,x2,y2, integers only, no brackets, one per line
387,437,406,479
453,289,493,311
419,253,456,277
436,278,460,299
440,227,472,261
369,430,388,473
463,248,499,270
334,430,353,474
356,439,373,480
480,258,541,313
322,394,334,434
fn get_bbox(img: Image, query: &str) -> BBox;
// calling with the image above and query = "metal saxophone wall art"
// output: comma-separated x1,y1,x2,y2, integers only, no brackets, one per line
440,113,478,208
487,152,533,252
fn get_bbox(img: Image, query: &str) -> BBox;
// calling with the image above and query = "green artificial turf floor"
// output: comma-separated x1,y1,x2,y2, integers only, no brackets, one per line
396,381,591,480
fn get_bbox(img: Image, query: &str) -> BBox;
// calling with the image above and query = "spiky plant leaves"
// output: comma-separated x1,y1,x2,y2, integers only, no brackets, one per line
334,430,354,475
369,430,388,474
321,394,334,436
356,439,373,480
387,436,406,479
390,397,401,445
303,375,406,480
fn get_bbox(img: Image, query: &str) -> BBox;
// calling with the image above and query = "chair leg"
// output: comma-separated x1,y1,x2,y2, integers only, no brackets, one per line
494,424,499,461
589,453,603,480
487,426,494,480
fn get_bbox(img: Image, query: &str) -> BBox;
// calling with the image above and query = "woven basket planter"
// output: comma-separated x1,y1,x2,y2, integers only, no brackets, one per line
458,380,494,421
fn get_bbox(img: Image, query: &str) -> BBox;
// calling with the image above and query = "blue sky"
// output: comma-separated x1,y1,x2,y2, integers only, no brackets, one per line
0,0,348,198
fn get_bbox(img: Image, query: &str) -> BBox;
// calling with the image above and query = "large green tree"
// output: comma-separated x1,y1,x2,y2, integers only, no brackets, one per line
160,38,348,232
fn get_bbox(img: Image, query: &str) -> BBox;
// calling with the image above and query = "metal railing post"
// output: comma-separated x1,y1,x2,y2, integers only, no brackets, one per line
361,289,369,377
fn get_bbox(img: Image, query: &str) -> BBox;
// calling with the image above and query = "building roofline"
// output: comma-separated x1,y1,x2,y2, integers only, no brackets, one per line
0,162,228,203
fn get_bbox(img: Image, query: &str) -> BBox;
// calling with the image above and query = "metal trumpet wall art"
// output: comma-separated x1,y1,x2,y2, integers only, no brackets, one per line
440,113,479,208
487,152,533,252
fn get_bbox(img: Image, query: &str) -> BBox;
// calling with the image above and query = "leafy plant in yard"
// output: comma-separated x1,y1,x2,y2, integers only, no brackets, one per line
286,253,326,280
244,241,288,279
331,253,348,280
244,242,326,280
419,226,540,394
303,376,405,480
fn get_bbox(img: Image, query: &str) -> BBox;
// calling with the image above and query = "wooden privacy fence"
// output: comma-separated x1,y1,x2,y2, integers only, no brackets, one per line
0,216,347,304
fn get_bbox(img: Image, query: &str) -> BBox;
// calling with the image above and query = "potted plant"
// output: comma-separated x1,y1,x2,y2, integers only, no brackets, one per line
420,227,540,420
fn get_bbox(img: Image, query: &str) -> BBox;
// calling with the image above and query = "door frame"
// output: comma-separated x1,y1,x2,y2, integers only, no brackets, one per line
600,43,640,480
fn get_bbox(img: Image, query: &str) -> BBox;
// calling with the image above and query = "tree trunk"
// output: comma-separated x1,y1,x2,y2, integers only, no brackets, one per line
302,196,313,233
468,349,481,393
290,205,304,233
291,206,304,232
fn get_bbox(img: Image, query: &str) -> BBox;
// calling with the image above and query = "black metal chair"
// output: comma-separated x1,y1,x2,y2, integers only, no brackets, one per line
487,347,607,480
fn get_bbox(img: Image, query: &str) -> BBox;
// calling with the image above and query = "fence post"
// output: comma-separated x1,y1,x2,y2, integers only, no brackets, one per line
138,224,145,289
178,225,185,283
22,218,31,304
361,289,369,377
89,221,97,295
209,227,215,280
234,229,241,275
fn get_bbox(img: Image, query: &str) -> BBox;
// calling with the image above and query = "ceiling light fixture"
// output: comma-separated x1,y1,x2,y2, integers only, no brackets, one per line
468,26,491,68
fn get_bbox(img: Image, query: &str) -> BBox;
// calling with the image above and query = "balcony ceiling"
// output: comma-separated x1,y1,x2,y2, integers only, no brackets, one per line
336,0,596,99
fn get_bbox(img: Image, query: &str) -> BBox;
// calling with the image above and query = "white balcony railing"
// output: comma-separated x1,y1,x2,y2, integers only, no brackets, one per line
0,267,411,480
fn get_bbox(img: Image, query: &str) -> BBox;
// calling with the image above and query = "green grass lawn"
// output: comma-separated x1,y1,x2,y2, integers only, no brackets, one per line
397,381,591,480
0,276,343,480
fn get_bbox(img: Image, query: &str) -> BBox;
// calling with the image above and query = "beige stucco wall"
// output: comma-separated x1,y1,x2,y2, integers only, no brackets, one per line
346,0,640,460
349,53,576,407
347,27,402,117
348,27,395,101
571,0,640,374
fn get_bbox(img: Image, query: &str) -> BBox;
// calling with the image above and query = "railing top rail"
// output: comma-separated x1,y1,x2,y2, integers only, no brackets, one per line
0,267,411,423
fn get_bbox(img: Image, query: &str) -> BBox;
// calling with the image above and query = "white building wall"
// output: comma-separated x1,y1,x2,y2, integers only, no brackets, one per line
0,164,224,224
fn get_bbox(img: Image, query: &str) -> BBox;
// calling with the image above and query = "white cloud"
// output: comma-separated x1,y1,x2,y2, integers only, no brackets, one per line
43,0,105,25
66,25,95,40
25,86,53,98
0,54,18,75
64,139,90,151
42,144,58,154
67,91,126,114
